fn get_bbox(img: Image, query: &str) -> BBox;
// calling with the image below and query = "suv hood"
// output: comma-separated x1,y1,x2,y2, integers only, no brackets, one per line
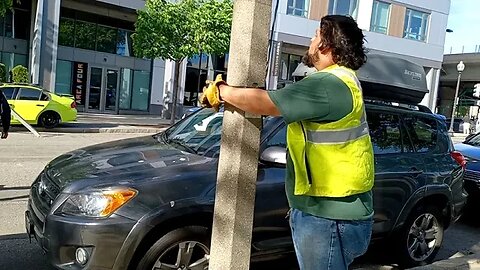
45,135,213,188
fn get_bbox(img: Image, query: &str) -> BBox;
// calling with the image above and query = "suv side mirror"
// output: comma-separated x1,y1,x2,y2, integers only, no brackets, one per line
260,146,286,167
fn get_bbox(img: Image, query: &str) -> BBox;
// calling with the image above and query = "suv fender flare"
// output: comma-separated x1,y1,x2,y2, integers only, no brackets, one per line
392,186,427,232
112,201,214,270
392,185,452,233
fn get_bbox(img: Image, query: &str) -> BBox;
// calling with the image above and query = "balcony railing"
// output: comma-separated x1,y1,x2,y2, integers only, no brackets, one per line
445,45,480,55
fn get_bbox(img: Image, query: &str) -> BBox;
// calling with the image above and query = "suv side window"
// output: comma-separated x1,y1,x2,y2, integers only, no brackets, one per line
17,88,41,101
1,87,16,99
266,125,287,148
403,116,439,153
367,111,412,154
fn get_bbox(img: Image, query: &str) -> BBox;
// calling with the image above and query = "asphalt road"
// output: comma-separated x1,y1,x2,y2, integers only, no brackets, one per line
0,132,478,270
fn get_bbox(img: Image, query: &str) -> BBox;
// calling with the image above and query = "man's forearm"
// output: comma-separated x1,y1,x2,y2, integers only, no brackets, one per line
219,85,281,116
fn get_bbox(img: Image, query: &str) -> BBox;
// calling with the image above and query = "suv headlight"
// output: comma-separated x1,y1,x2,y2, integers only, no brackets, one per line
59,188,137,217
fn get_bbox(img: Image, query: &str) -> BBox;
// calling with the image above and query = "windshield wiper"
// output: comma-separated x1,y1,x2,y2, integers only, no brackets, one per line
167,138,197,154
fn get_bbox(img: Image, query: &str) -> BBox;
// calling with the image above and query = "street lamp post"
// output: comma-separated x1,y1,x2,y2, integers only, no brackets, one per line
449,61,465,134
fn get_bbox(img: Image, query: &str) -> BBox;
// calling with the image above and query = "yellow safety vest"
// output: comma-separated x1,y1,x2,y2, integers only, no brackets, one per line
287,65,374,197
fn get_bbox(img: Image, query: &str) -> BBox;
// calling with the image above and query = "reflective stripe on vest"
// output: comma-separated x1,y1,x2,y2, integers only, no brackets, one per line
305,121,369,144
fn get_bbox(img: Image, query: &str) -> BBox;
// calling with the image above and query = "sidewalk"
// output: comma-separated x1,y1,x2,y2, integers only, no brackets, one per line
10,113,173,134
411,253,480,270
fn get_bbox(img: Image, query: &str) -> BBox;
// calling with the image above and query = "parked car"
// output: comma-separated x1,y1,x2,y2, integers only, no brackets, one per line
0,83,77,128
445,118,465,133
25,104,467,270
454,133,480,203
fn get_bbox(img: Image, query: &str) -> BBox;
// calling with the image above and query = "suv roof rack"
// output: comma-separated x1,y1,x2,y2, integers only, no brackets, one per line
365,99,433,114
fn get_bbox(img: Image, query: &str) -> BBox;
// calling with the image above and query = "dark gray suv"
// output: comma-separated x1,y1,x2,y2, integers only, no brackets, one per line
25,104,467,270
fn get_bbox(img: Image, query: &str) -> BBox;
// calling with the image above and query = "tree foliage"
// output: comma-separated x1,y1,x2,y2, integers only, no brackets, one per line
0,0,12,18
133,0,233,121
11,65,29,83
133,0,233,61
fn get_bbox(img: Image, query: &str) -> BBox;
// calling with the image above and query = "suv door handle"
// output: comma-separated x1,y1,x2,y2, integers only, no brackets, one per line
36,104,45,107
409,167,424,177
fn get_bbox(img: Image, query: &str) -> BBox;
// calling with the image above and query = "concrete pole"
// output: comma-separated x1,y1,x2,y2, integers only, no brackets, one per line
208,0,272,269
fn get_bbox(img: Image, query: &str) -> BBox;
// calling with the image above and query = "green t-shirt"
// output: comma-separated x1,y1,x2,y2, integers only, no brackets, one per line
268,71,373,221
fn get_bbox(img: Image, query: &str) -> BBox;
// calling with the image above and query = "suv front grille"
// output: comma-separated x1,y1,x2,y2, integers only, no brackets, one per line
464,170,480,183
31,171,61,215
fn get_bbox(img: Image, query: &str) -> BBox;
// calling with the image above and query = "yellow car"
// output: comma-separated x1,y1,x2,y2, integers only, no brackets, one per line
0,83,77,128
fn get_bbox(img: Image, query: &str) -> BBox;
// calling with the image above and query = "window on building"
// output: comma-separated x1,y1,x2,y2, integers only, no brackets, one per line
75,20,97,50
370,1,390,34
58,9,137,57
119,68,133,110
58,18,75,47
185,53,214,106
286,0,309,17
96,25,117,54
1,52,27,76
55,60,73,95
117,29,134,57
403,9,429,42
13,9,30,39
328,0,359,19
278,53,302,86
131,70,150,111
3,10,13,38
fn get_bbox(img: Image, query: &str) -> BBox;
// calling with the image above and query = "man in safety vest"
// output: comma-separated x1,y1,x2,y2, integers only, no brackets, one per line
201,15,374,270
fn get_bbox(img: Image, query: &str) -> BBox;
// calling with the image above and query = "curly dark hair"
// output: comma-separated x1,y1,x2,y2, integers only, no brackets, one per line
319,15,367,70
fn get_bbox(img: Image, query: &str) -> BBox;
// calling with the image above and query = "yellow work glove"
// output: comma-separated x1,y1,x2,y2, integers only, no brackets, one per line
200,74,226,112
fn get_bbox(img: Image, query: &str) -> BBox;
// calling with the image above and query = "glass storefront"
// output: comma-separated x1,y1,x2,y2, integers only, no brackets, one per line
131,70,150,111
184,53,228,106
55,60,73,95
119,68,133,109
1,52,28,79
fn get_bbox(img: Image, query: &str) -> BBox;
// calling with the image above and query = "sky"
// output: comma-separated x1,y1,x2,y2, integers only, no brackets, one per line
444,0,479,54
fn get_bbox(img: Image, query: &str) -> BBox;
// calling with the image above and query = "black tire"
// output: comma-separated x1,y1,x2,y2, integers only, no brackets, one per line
39,111,60,129
136,226,210,270
394,205,444,268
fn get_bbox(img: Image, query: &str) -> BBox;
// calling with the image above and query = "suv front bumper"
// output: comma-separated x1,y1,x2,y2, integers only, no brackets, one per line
26,197,137,270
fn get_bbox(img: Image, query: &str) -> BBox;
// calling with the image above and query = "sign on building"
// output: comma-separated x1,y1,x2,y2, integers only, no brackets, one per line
72,62,88,105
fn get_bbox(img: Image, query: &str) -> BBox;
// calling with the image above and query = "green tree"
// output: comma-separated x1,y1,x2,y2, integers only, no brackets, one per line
0,63,6,83
11,65,29,83
133,0,233,123
0,0,12,17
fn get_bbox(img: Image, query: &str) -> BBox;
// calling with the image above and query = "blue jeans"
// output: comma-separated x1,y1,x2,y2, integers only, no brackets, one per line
289,208,373,270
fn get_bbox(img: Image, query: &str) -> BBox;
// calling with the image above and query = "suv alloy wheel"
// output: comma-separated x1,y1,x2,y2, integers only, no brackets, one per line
136,226,210,270
395,205,444,268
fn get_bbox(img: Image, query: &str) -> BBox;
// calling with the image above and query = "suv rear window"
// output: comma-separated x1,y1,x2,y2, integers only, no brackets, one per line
403,116,439,153
367,111,412,154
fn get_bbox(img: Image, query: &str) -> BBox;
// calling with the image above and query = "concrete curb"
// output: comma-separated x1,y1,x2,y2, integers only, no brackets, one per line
10,126,168,134
411,253,480,270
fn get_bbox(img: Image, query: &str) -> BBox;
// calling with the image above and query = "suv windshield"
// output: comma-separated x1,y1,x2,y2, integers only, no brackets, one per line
160,108,277,157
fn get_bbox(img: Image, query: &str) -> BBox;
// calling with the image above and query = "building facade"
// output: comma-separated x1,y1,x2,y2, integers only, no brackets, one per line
266,0,450,112
2,0,450,116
